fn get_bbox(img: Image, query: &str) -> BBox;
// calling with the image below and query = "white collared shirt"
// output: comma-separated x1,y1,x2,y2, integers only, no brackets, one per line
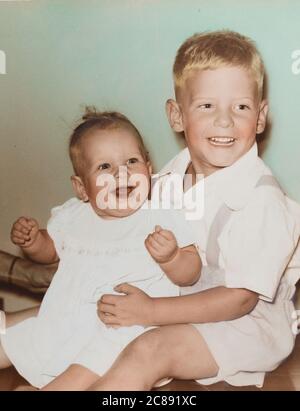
157,144,300,302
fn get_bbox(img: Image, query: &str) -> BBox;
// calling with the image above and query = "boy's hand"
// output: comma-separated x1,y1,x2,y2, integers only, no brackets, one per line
97,283,154,327
145,225,178,264
11,217,40,248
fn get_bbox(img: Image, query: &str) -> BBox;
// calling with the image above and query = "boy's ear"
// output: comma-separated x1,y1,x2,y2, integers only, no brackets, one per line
165,99,184,132
256,100,269,134
71,175,89,202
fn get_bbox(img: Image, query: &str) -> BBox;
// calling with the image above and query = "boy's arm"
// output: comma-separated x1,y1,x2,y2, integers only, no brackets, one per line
98,284,258,327
159,245,201,286
150,286,258,325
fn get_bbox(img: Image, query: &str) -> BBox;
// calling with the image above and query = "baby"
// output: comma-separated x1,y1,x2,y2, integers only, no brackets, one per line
0,109,201,390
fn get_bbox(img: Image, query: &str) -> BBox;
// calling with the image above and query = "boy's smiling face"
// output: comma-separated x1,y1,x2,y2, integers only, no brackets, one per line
167,66,268,176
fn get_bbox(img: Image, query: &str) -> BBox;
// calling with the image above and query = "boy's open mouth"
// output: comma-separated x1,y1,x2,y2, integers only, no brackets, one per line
208,137,236,146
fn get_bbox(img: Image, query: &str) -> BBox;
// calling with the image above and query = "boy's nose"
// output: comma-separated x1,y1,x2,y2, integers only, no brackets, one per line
213,110,234,128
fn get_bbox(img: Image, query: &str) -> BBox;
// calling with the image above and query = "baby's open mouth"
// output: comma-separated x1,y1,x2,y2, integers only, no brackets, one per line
208,137,236,146
115,186,136,198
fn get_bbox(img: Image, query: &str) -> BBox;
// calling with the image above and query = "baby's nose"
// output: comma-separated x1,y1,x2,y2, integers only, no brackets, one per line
114,165,129,180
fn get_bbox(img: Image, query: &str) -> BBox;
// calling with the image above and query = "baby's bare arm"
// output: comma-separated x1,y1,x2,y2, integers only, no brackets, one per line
11,217,58,264
159,245,201,286
22,229,58,264
145,226,201,286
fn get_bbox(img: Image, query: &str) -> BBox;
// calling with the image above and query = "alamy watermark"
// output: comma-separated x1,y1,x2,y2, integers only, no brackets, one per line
291,49,300,75
0,50,6,75
95,168,205,221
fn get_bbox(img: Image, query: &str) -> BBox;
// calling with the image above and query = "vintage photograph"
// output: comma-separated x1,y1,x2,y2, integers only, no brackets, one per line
0,0,299,392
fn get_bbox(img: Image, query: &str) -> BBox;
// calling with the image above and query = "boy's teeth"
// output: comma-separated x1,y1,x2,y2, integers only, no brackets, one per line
209,137,235,143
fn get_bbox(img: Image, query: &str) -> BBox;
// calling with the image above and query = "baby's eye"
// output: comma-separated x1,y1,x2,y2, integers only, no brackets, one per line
127,158,139,165
98,163,111,171
236,104,250,110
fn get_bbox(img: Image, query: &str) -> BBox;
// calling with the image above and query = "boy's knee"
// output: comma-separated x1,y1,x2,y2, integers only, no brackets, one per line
126,329,157,358
125,328,170,364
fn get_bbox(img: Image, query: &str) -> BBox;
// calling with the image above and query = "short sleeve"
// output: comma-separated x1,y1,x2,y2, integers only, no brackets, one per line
221,188,299,301
151,207,198,249
47,197,81,256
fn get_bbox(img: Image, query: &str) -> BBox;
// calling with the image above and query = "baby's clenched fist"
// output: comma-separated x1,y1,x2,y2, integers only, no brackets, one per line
145,225,178,264
11,217,40,248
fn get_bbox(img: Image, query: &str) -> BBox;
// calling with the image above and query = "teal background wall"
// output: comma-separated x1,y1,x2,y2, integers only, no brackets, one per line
0,0,300,253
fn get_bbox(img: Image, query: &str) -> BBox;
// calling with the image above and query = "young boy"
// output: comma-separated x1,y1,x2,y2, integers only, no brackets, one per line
93,30,300,389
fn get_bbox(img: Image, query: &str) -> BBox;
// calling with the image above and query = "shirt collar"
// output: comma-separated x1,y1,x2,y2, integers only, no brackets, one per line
159,143,265,211
206,143,264,210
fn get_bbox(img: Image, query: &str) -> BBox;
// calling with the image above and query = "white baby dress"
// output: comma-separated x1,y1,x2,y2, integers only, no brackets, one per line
1,198,196,388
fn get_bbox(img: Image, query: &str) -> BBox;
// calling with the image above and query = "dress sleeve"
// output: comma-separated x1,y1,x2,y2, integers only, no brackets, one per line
221,188,299,301
47,197,81,256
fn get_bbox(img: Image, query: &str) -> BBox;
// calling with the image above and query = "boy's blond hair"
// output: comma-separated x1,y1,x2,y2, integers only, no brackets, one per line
173,30,265,99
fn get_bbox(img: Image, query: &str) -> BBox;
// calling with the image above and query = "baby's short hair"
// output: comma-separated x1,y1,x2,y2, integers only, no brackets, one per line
69,107,148,176
173,30,265,99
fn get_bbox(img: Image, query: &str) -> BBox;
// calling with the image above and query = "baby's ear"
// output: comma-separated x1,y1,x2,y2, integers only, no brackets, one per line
256,100,269,134
165,99,184,132
147,161,153,176
71,175,89,202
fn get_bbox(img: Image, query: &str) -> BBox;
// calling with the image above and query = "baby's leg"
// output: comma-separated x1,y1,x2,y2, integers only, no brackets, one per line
89,324,219,391
5,306,40,328
0,341,11,368
0,306,40,369
41,364,100,391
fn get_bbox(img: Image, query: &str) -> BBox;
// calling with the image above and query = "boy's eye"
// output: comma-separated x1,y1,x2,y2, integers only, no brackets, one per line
98,163,111,171
199,103,212,109
127,158,138,165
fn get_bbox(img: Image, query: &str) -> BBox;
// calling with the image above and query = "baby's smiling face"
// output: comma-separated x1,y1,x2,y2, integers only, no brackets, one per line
168,66,268,176
71,127,152,219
